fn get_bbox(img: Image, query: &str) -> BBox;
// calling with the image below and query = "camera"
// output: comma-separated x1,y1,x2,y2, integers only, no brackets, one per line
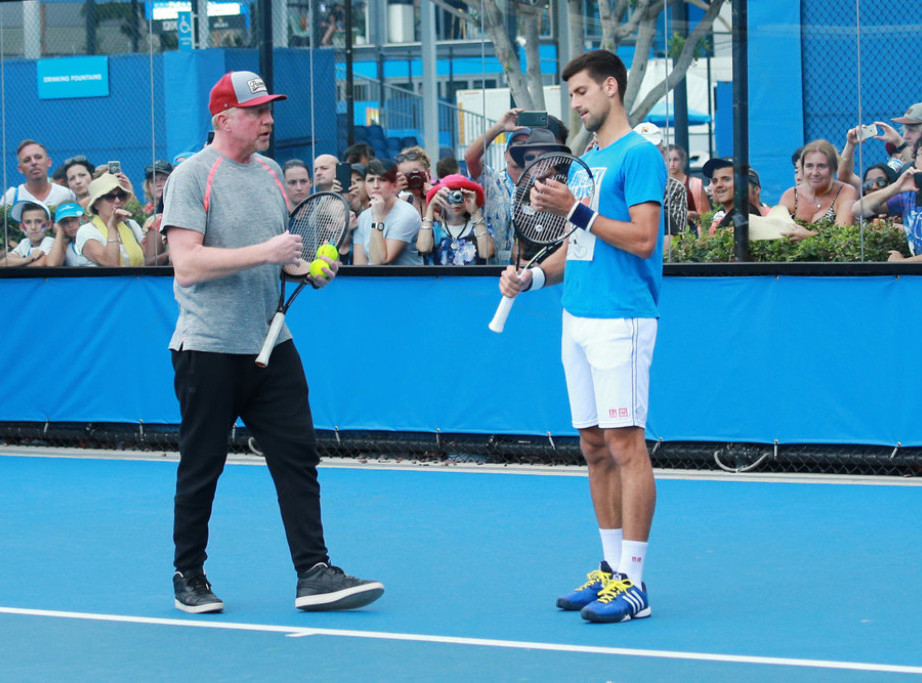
405,170,427,191
107,160,121,175
447,190,464,204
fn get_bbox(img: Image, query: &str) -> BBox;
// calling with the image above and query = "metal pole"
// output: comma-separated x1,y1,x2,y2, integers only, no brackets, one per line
345,0,355,146
258,0,275,157
673,0,690,159
421,0,439,163
731,0,749,262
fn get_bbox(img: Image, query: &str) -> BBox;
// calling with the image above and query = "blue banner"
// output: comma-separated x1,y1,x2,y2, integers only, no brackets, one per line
37,56,109,100
1,273,920,447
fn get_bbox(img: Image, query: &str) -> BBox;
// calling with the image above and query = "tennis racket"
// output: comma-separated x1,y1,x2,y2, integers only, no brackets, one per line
255,191,349,367
488,152,596,333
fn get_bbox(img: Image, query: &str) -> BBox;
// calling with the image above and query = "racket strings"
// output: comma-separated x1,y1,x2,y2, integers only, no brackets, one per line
513,155,582,246
283,194,349,277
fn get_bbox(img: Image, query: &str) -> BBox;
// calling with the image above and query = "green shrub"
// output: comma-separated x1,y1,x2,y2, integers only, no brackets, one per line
666,218,909,262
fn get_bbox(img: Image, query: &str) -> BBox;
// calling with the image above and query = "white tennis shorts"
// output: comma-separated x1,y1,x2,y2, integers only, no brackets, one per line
561,311,657,430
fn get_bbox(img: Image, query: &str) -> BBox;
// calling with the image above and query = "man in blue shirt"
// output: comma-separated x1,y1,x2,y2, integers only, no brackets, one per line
499,50,664,624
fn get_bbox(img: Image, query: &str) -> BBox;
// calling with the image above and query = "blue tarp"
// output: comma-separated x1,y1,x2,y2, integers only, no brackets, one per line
2,273,919,446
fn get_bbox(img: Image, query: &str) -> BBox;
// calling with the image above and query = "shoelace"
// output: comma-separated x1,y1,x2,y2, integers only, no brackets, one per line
575,568,611,591
595,575,633,604
187,575,212,592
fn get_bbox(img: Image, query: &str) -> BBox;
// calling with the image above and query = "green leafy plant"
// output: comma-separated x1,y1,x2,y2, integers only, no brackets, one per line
666,218,909,263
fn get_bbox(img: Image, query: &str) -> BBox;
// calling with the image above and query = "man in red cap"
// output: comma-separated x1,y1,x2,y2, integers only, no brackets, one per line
160,71,384,615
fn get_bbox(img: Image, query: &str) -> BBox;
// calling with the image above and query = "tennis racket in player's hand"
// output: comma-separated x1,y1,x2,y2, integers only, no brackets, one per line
488,152,597,333
255,191,350,367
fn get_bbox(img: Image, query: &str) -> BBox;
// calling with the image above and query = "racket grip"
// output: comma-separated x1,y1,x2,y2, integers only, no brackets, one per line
488,295,516,333
255,312,286,367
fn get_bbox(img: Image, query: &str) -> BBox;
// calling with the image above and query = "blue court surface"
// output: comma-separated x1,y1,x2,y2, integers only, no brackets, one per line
1,450,920,681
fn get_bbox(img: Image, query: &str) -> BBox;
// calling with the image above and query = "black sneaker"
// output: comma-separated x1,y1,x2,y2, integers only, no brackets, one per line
173,570,224,614
295,562,384,611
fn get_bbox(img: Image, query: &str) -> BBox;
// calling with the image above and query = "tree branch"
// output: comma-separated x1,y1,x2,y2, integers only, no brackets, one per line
628,0,727,124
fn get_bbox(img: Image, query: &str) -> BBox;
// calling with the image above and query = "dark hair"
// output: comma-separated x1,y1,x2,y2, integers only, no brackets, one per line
365,158,397,181
914,136,922,158
862,163,896,184
435,156,460,179
666,143,688,166
283,158,310,176
561,50,627,104
344,142,375,163
791,146,804,166
19,202,47,221
546,114,569,144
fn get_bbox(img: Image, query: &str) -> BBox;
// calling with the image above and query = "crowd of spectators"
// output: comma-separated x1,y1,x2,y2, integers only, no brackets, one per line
3,100,921,268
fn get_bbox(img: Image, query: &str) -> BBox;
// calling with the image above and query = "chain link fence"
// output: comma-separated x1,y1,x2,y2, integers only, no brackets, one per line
2,422,921,477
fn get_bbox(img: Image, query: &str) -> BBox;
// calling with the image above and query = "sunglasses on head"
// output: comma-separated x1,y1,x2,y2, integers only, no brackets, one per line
64,155,89,167
102,190,128,202
395,151,423,163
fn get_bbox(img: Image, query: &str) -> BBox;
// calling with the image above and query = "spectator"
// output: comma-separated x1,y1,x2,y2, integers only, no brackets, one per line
777,139,858,240
853,140,922,259
51,164,68,187
62,156,95,210
545,114,570,148
395,146,433,217
435,155,460,181
747,168,771,216
876,103,922,170
346,163,369,214
463,107,532,263
2,200,55,267
861,163,897,199
344,142,374,164
352,159,422,265
666,143,709,224
78,174,145,267
313,154,342,193
791,146,804,186
45,202,94,267
632,124,691,237
173,150,199,166
702,158,762,234
283,159,313,209
417,174,493,265
142,160,173,217
2,140,77,207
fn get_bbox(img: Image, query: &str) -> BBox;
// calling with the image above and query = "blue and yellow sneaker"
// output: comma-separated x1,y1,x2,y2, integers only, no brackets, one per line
580,573,651,623
556,561,613,610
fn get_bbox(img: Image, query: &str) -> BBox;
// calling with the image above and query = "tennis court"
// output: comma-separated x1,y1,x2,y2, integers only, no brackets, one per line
1,449,920,681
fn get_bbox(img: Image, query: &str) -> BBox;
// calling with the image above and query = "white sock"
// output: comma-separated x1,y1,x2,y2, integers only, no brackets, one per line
619,540,648,586
599,528,623,571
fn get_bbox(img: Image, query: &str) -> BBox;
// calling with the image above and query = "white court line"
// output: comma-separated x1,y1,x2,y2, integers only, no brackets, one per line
1,606,920,675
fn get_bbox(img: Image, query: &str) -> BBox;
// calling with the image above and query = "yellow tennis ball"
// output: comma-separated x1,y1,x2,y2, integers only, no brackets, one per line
309,258,329,279
316,243,339,261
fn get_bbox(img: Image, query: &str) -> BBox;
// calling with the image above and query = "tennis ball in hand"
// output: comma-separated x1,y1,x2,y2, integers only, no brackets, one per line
309,258,329,279
316,243,339,261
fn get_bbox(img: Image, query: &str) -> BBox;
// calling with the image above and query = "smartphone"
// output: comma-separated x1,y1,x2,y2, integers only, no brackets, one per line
856,123,878,143
335,162,352,191
206,130,215,145
517,111,548,128
107,160,121,175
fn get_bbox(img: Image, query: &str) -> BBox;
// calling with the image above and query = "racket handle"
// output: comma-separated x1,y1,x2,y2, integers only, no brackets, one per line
255,312,286,367
488,295,516,334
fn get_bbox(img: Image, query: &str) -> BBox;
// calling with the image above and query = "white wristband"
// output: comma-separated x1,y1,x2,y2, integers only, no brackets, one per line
525,266,546,291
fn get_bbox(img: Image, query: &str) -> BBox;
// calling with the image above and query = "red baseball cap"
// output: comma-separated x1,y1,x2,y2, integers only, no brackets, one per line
208,71,287,116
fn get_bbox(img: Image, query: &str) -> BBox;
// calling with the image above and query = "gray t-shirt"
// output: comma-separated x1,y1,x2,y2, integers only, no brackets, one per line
160,147,290,354
354,198,422,265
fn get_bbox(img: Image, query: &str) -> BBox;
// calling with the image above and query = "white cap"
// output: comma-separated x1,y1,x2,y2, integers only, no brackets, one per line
633,122,664,146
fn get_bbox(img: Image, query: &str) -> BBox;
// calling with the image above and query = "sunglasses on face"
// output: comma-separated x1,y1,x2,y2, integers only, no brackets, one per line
102,191,128,202
862,177,888,192
395,151,423,163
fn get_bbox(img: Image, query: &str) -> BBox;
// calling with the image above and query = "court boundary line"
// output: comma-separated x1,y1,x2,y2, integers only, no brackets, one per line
2,447,922,487
1,606,920,675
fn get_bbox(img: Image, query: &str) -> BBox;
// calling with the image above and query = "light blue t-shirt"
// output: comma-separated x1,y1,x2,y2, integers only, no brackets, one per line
560,131,665,319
